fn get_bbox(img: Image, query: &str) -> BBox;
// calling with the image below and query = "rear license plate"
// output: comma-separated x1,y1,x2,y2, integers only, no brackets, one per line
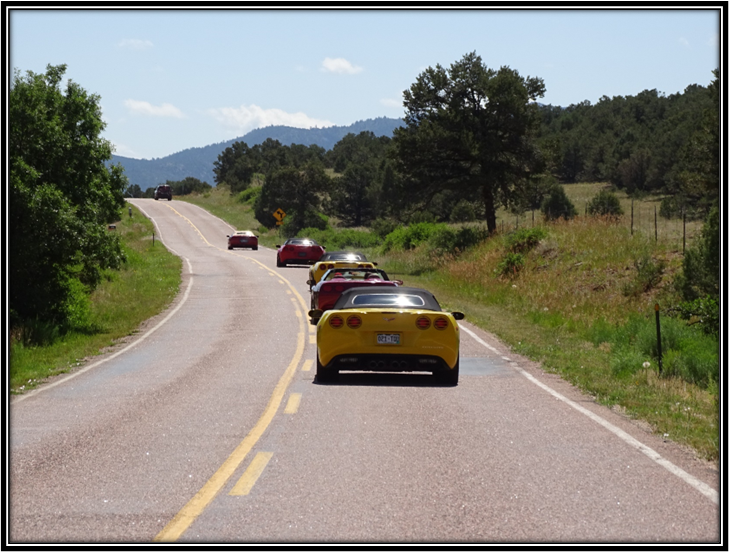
298,252,306,257
377,334,400,345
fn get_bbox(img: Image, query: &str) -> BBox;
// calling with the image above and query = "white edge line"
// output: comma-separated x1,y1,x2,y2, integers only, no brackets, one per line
13,202,193,404
460,323,719,505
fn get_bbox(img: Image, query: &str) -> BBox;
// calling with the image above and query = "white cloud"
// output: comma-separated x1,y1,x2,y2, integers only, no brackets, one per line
110,142,139,158
321,57,363,74
679,37,690,47
118,38,154,50
207,104,334,134
380,98,401,108
124,99,185,118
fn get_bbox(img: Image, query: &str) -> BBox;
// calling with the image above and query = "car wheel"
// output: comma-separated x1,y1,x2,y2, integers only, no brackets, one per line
316,355,338,383
436,357,459,386
228,246,233,250
276,254,283,267
253,246,258,251
154,197,158,200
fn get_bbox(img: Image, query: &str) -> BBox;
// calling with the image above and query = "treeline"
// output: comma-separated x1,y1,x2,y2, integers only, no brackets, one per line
536,77,719,218
212,71,718,232
124,176,213,198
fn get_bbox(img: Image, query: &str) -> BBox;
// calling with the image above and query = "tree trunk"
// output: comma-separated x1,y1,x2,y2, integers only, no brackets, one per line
482,184,497,234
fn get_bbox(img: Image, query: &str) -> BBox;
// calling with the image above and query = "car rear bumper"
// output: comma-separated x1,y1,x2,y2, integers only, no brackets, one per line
323,353,453,373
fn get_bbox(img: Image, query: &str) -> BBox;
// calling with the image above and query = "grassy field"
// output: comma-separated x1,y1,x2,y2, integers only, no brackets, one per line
9,205,182,392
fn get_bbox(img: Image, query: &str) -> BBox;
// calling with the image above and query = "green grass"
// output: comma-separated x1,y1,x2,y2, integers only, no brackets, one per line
10,205,182,393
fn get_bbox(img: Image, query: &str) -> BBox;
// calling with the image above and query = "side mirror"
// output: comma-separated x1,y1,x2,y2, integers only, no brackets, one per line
452,312,465,320
306,280,315,286
275,244,281,248
226,235,230,238
308,309,323,319
393,280,404,286
373,262,378,266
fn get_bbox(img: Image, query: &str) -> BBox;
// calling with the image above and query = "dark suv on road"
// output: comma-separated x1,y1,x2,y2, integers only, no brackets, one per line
154,185,172,201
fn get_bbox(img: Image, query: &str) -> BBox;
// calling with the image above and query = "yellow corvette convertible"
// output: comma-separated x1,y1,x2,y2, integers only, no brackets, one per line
306,251,376,289
309,286,464,385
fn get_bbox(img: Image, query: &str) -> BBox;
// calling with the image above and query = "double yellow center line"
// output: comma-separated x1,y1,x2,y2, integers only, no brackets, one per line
153,206,311,542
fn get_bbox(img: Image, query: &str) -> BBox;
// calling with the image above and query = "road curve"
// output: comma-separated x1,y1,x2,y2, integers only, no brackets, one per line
9,199,720,544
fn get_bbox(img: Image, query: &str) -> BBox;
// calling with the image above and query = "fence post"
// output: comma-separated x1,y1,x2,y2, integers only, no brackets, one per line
152,232,155,246
683,208,686,254
654,206,658,242
655,304,663,376
631,200,634,236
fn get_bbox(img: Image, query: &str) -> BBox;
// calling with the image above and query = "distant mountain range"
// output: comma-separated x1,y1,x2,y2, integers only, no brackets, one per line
110,117,403,190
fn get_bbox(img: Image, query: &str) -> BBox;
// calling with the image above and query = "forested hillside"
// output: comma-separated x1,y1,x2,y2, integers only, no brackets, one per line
110,117,403,189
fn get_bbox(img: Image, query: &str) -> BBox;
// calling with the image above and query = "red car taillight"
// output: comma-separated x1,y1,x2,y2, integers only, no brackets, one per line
415,316,431,330
346,315,362,329
434,317,449,330
329,316,344,329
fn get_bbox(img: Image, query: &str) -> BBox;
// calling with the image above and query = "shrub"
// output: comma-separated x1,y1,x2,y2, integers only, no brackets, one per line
382,222,443,252
541,185,577,221
371,218,399,239
450,200,477,222
428,226,458,252
674,205,720,301
496,252,525,277
281,209,328,238
621,253,666,297
237,187,261,205
586,190,624,217
505,227,548,253
669,296,719,337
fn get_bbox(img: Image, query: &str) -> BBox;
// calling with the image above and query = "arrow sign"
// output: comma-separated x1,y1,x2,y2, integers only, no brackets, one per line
273,208,286,222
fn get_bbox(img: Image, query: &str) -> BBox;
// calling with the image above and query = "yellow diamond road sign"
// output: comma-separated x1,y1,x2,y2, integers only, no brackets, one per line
273,208,286,222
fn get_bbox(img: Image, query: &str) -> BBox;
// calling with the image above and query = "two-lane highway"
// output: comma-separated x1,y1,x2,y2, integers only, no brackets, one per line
9,199,720,544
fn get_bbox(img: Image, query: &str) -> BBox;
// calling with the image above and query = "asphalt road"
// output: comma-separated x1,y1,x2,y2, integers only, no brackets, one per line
8,199,720,544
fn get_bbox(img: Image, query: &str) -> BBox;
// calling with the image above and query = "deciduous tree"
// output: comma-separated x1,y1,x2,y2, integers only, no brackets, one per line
9,64,127,331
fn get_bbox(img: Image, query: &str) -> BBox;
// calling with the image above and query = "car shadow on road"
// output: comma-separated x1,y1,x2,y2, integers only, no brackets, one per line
313,371,455,388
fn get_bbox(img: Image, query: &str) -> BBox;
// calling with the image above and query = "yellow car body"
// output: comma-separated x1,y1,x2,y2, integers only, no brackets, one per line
308,260,376,288
311,287,463,385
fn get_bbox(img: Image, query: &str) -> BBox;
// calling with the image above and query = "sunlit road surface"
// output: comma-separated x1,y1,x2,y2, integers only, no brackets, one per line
9,199,720,544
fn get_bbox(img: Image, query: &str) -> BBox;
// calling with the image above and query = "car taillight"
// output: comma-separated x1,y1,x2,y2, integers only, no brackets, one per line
322,284,332,292
416,316,431,330
334,285,344,292
434,317,449,330
329,316,344,329
346,315,362,329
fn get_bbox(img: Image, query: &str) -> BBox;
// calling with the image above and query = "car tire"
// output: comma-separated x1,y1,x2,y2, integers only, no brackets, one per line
228,246,233,250
276,255,283,267
436,357,459,386
253,246,258,251
316,355,338,383
154,197,158,200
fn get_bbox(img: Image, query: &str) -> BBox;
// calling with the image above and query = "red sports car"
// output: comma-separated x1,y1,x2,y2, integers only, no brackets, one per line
227,230,258,250
309,268,402,311
276,238,325,267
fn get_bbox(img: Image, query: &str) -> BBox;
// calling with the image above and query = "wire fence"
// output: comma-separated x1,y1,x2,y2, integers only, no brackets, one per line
495,202,702,255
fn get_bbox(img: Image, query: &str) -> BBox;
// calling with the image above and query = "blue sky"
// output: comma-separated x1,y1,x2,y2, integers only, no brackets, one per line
8,7,721,160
